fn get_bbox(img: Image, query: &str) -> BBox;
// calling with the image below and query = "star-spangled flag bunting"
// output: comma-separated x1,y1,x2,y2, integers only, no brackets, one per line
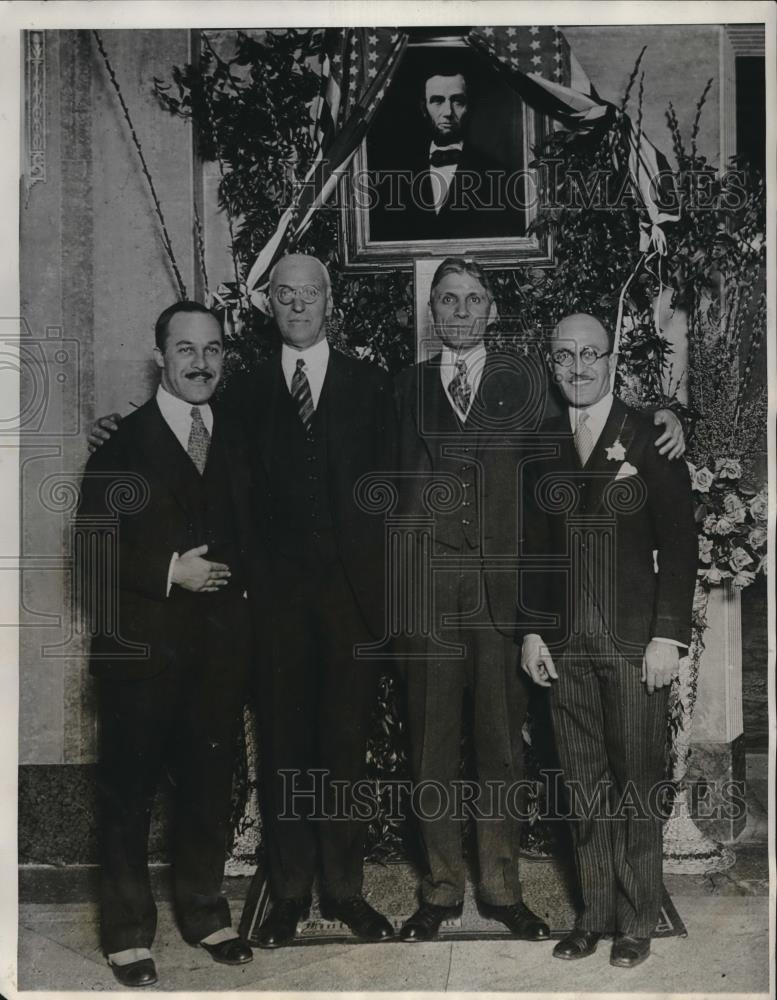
244,28,407,294
467,28,681,253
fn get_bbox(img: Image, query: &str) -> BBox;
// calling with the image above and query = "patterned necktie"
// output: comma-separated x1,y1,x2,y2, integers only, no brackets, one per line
448,359,472,417
290,358,315,430
187,406,210,474
575,410,595,466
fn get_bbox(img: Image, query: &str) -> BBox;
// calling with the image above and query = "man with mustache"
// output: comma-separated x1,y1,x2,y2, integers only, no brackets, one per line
79,302,254,987
393,261,685,942
520,313,697,968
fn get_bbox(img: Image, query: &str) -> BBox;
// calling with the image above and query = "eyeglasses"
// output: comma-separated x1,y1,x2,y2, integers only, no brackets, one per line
550,347,612,368
274,284,321,305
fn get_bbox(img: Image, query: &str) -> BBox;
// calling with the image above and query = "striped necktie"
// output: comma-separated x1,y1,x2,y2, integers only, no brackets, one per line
290,358,315,430
448,359,472,417
187,406,210,474
574,410,595,466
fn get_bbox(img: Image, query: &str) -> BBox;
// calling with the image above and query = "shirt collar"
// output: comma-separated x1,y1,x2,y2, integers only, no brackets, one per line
440,341,487,374
568,391,614,432
281,336,330,376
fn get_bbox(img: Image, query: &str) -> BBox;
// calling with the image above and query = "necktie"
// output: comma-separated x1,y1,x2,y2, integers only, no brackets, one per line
290,358,315,430
575,410,595,466
429,147,462,168
187,406,210,474
448,359,472,417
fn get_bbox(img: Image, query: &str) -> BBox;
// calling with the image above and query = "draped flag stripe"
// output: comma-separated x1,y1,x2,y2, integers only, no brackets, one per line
245,28,407,292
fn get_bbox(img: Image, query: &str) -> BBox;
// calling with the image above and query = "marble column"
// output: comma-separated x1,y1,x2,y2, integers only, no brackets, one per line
688,582,747,842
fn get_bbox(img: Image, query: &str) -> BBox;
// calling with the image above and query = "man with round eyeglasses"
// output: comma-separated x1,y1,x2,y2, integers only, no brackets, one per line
239,253,397,947
520,313,697,968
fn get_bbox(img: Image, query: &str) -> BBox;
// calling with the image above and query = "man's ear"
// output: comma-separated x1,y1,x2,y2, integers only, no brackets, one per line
325,291,333,319
153,346,165,371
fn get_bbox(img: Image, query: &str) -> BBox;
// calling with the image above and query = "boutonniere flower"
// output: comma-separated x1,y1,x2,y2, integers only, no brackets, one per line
605,438,626,462
605,414,629,462
615,461,639,480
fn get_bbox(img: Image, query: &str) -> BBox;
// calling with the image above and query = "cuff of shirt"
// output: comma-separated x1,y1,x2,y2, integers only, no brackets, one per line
652,636,687,649
166,553,179,597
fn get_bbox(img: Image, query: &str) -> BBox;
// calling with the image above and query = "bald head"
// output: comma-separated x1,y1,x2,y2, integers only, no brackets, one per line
553,313,613,351
268,253,332,351
550,312,615,408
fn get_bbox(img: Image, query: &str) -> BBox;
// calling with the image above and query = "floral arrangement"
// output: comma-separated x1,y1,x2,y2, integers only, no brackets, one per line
688,458,768,589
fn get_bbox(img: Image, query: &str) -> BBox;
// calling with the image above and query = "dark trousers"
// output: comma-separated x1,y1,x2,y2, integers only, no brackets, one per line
404,548,529,907
549,631,669,937
259,541,379,902
97,603,249,954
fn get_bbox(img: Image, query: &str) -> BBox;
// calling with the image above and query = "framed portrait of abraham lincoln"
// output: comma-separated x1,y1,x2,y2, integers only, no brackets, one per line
339,29,553,271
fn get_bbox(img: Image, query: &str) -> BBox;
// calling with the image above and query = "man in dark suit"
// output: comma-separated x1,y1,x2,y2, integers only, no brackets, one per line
394,258,552,942
79,302,254,987
238,253,396,947
369,67,518,241
520,313,697,969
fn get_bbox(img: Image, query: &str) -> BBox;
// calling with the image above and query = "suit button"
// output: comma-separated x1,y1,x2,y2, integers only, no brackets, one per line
462,518,471,526
462,501,471,507
461,482,469,489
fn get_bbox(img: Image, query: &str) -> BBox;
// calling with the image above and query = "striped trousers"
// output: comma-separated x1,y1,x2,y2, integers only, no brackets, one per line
549,624,669,938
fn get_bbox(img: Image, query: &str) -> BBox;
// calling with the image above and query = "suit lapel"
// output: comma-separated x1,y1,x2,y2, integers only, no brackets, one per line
134,399,203,516
582,397,632,514
253,355,283,476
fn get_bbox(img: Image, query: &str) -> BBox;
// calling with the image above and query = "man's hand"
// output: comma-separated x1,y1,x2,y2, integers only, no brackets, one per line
641,639,680,694
87,412,122,453
521,634,558,688
653,408,685,460
172,545,231,593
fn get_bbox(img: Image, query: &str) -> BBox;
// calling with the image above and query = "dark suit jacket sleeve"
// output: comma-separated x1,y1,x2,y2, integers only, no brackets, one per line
516,455,565,647
77,433,172,603
642,438,697,645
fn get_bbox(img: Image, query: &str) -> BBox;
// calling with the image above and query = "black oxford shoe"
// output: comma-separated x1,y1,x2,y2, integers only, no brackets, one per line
479,901,550,940
200,937,253,965
399,901,463,942
319,895,394,941
109,957,158,988
256,898,311,948
553,928,602,960
610,934,651,968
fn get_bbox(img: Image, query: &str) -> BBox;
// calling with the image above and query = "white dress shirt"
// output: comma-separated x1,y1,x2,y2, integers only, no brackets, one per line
568,390,613,446
156,385,214,596
281,337,330,409
440,342,487,422
429,141,463,214
156,384,214,450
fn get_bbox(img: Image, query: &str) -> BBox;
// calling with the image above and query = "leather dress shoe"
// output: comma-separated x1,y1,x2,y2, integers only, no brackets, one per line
256,899,310,948
319,895,394,941
109,957,158,988
479,901,550,940
399,902,463,942
200,937,253,965
553,928,602,960
610,934,651,968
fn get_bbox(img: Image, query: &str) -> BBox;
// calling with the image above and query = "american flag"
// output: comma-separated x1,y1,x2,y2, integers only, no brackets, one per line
467,28,680,249
469,25,574,86
245,29,407,293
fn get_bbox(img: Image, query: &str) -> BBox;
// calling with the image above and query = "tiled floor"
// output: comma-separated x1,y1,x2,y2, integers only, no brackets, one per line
14,765,772,994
